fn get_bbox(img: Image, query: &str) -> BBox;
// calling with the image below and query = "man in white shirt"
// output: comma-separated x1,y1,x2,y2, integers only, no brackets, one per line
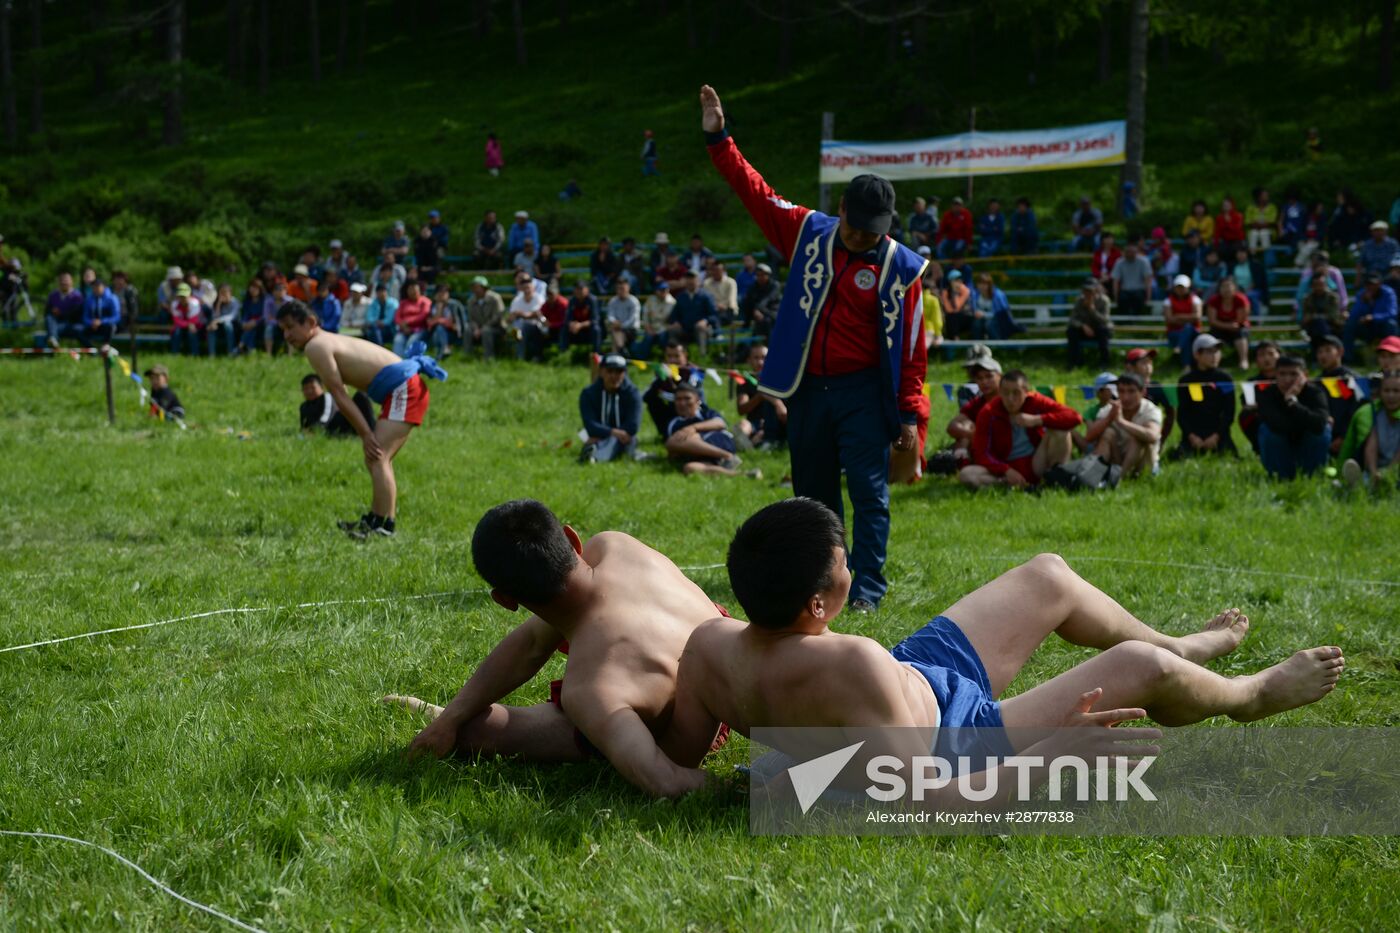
606,277,642,353
701,259,739,324
507,279,548,360
1091,372,1163,477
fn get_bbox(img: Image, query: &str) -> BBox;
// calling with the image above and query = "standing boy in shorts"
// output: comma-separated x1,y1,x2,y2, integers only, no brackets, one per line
278,300,447,538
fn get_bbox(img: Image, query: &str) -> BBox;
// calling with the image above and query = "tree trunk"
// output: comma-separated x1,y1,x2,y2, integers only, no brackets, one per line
309,0,321,84
356,0,368,70
1123,0,1148,197
258,0,269,94
163,0,182,146
1097,8,1111,82
511,0,526,65
27,0,40,135
1,1,15,146
1380,0,1395,91
336,0,348,73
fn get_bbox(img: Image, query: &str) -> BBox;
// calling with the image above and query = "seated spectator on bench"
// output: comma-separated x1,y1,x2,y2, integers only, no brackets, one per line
562,281,602,353
606,277,641,354
1091,232,1121,291
976,198,1004,256
392,281,431,355
1067,277,1113,367
428,285,464,358
959,369,1081,489
1343,273,1399,364
300,373,375,437
1358,220,1399,280
579,354,643,464
360,282,397,347
907,197,937,249
971,272,1020,340
1146,226,1177,285
1090,372,1163,478
1246,187,1277,253
1111,238,1153,316
920,262,943,348
1315,335,1360,457
1214,196,1246,256
1299,267,1345,352
1206,277,1252,371
512,238,539,279
638,280,676,358
143,364,185,421
682,234,715,277
382,220,409,265
937,196,973,258
1177,229,1206,281
740,262,781,339
734,344,786,451
618,238,648,290
1172,335,1237,459
940,269,973,339
589,237,620,294
413,225,441,285
1009,197,1039,254
1229,245,1267,310
157,266,183,318
668,271,718,356
341,282,369,332
1239,339,1281,453
42,272,85,349
1344,370,1400,487
539,281,569,347
169,283,202,355
507,278,548,362
1071,196,1103,251
1163,274,1203,369
310,278,342,335
1192,246,1227,297
643,342,706,437
664,384,757,478
464,276,506,359
205,282,240,354
654,250,688,290
1182,199,1215,244
80,278,122,351
187,271,217,307
536,243,560,283
1125,347,1175,443
944,349,1002,466
110,271,139,332
474,210,506,268
1257,356,1331,480
703,260,738,325
506,210,539,256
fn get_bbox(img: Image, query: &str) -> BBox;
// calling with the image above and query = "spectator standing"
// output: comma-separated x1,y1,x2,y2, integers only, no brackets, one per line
1246,188,1277,253
580,354,644,463
1238,339,1281,453
1206,277,1252,371
1358,220,1399,280
206,283,240,354
392,281,431,355
464,276,506,359
590,237,620,294
638,280,676,358
1182,200,1215,243
169,283,202,355
605,277,641,353
1009,197,1039,254
702,259,739,324
735,344,787,450
1299,269,1345,351
1070,196,1103,251
976,198,1005,256
641,129,659,176
937,196,974,258
42,272,86,348
960,370,1082,489
414,225,440,285
1067,278,1113,367
1257,356,1331,479
1090,372,1163,478
1316,335,1360,456
382,221,410,264
507,279,548,361
484,132,503,176
427,285,464,358
1125,347,1175,445
668,271,718,355
907,197,937,249
80,278,122,350
474,210,506,268
1344,274,1400,362
682,235,715,276
562,281,602,353
506,211,540,256
1091,233,1122,290
1163,274,1204,368
739,262,781,338
1111,239,1154,316
1214,196,1246,255
1172,335,1237,458
361,283,397,347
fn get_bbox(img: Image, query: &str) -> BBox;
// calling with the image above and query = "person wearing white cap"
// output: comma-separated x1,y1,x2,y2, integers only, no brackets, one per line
325,238,350,275
507,210,539,256
157,265,184,316
1170,334,1237,459
1359,219,1399,279
1162,273,1203,369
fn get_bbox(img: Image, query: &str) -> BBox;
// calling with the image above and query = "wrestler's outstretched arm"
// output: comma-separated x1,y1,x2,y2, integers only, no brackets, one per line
406,615,561,758
571,699,709,800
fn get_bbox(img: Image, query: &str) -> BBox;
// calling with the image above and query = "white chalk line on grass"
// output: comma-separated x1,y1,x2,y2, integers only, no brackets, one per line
0,830,267,933
982,554,1400,590
0,590,482,656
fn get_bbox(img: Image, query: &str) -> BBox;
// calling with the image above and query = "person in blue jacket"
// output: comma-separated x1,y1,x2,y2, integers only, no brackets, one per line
81,278,123,348
579,354,643,463
971,272,1022,340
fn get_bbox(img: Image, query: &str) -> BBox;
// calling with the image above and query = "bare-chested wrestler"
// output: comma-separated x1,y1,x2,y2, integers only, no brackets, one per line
384,499,729,798
278,300,446,539
621,498,1345,797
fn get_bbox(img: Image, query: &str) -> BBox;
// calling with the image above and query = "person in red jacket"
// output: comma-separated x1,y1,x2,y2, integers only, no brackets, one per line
959,370,1083,489
1092,232,1123,288
1215,196,1246,255
937,196,975,259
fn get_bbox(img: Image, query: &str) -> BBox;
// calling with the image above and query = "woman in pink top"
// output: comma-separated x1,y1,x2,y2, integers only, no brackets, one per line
393,281,433,355
485,132,503,176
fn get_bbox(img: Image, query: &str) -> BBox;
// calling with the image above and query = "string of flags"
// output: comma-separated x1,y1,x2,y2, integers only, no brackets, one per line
927,376,1375,407
591,352,745,386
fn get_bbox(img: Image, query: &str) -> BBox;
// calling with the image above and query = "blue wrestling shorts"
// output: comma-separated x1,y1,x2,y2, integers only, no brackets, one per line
890,615,1015,762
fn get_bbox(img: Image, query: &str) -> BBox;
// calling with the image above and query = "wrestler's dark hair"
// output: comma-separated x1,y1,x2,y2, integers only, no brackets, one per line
275,300,316,324
727,498,847,630
471,499,578,606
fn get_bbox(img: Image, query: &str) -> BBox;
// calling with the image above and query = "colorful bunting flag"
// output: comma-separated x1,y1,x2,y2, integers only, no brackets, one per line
1187,383,1205,402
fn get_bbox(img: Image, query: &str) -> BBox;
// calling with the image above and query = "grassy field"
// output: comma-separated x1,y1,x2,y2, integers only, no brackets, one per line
1,351,1398,931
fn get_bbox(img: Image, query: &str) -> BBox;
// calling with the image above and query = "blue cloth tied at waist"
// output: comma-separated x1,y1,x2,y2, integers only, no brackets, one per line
366,340,448,403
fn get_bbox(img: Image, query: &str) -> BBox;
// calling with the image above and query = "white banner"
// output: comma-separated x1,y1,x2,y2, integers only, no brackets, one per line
819,120,1126,183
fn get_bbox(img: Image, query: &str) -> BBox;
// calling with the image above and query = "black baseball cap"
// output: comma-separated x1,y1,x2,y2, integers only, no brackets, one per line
843,174,896,235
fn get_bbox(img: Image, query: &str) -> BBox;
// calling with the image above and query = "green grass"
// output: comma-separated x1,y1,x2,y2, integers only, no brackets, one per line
1,352,1398,930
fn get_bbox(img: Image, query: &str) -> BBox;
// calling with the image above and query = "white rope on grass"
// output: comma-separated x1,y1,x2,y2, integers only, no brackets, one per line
0,590,482,656
980,554,1400,590
0,830,267,933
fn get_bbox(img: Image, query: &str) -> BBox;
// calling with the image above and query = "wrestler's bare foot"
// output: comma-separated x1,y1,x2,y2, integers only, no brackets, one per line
380,694,445,718
1173,608,1250,663
1232,646,1344,722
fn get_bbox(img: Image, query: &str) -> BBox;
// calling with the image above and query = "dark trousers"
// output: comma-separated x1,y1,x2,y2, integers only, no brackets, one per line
787,370,891,606
560,321,601,352
1066,322,1112,366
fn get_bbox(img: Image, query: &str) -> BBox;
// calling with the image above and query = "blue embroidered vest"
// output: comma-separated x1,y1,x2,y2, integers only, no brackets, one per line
758,211,927,439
